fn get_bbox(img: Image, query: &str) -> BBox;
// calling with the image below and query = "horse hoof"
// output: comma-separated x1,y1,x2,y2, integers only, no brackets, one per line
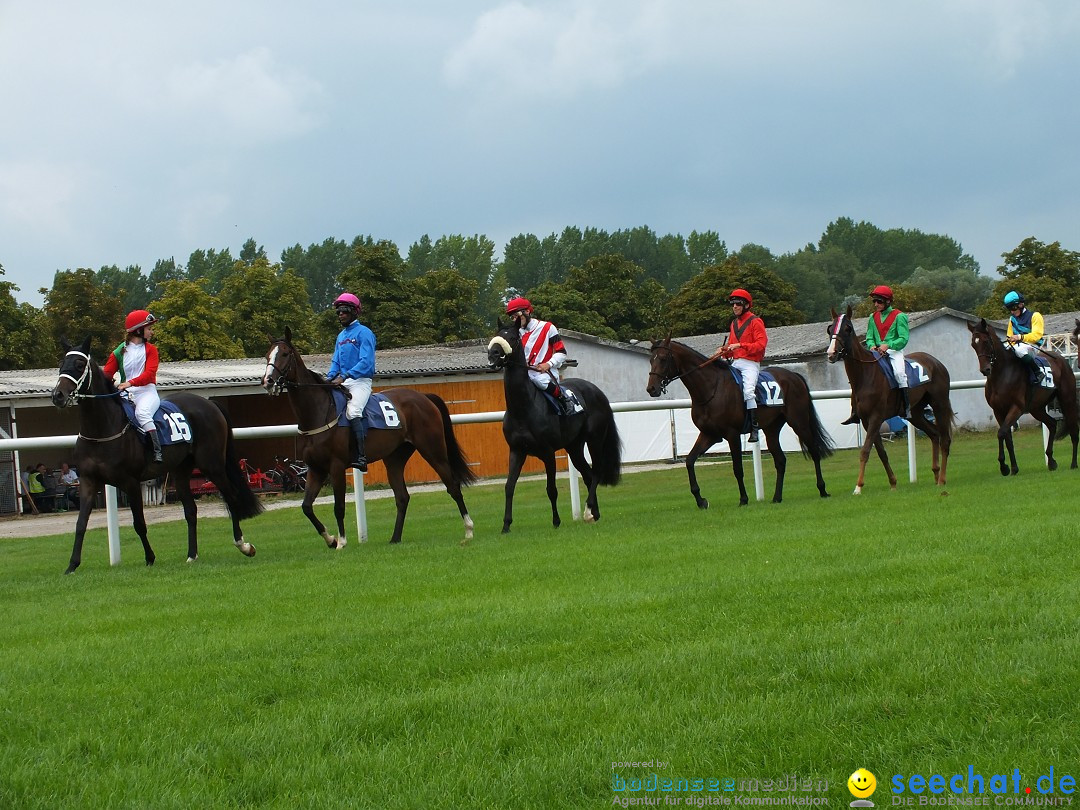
852,487,862,495
389,538,401,544
1048,460,1059,471
335,537,347,550
64,564,78,575
235,541,256,557
501,527,511,535
186,556,197,564
697,499,709,510
323,533,337,548
583,508,595,523
999,466,1009,476
821,492,831,498
772,496,782,504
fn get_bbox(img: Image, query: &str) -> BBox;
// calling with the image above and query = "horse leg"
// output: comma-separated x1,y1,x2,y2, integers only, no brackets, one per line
502,448,528,534
414,440,473,544
909,410,943,486
541,452,561,528
65,485,98,574
855,426,895,494
300,470,339,549
996,407,1022,475
173,482,199,563
727,433,750,507
1033,406,1059,471
566,442,599,523
763,426,786,503
685,432,715,509
385,446,415,544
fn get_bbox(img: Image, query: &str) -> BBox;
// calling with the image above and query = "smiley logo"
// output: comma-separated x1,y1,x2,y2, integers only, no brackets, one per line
848,768,877,799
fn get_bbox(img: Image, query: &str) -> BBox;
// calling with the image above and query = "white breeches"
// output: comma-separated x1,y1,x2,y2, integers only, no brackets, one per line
127,386,160,432
528,368,558,390
1009,341,1036,359
884,349,907,388
731,358,760,408
343,377,373,420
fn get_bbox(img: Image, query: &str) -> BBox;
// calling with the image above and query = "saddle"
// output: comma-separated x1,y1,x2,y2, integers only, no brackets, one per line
120,399,192,446
331,388,404,429
1011,352,1055,389
726,368,783,434
875,356,929,389
541,386,585,416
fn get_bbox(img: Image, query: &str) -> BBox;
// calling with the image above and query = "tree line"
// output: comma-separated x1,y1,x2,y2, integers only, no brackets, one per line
2,218,1079,371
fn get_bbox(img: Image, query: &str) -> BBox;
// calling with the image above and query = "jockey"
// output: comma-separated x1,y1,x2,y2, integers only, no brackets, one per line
104,310,163,463
506,297,575,415
326,292,377,472
1003,291,1044,370
865,285,912,419
718,288,767,443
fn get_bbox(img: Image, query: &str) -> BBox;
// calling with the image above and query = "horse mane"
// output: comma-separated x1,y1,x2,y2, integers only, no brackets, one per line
671,339,728,370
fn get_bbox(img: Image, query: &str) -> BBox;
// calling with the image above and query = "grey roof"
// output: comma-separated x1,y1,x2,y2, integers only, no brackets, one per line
0,330,647,400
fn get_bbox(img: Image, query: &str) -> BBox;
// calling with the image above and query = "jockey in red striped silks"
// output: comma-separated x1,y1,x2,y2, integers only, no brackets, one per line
505,297,575,415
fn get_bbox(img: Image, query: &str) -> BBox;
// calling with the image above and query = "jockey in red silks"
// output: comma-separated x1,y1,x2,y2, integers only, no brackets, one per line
505,297,575,415
717,289,768,443
104,310,163,463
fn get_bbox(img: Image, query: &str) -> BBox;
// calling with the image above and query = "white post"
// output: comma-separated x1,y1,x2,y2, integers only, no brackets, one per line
567,456,582,520
353,471,367,542
105,485,121,565
751,439,765,501
907,422,917,483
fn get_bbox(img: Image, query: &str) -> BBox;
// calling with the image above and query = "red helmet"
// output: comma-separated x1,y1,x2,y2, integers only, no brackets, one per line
728,288,752,308
506,296,533,315
333,292,361,311
124,310,157,333
870,285,893,303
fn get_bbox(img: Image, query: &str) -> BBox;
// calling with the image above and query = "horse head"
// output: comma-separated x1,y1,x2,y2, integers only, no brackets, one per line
967,318,997,377
263,326,299,395
646,338,677,397
486,319,520,370
825,306,855,363
52,336,96,408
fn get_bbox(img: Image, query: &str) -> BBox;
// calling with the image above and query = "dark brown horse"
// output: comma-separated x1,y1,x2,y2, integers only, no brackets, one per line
967,318,1078,474
645,338,834,508
262,328,476,546
51,337,263,573
487,320,622,532
827,307,955,493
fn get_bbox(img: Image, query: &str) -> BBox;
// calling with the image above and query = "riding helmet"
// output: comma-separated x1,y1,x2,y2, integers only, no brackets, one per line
1003,290,1025,308
870,285,893,303
506,296,532,315
125,310,157,333
333,292,361,311
728,288,752,308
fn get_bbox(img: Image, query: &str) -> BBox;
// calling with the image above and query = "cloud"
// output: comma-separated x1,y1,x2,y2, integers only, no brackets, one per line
443,0,672,98
0,161,86,233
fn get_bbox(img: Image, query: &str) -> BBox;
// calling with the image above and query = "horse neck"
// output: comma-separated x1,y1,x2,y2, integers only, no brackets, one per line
500,346,544,412
984,330,1021,381
840,327,877,385
287,356,337,425
671,345,722,400
80,363,125,432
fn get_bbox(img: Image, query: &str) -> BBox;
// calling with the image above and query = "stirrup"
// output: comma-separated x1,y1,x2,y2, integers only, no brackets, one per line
349,456,368,472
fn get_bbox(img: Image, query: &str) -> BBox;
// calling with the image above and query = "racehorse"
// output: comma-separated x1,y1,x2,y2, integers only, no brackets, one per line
967,318,1078,474
827,307,955,493
51,337,262,574
486,320,622,532
262,328,476,546
646,338,834,508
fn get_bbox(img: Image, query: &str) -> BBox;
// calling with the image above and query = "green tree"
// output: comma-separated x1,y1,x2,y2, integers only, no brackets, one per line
560,254,667,341
502,233,546,294
43,269,125,357
218,258,316,356
151,280,244,361
238,237,267,266
0,266,44,370
903,265,992,313
337,239,418,349
280,237,353,312
973,238,1080,317
412,268,486,343
147,258,184,301
96,264,151,311
663,257,802,336
524,281,616,340
186,248,235,295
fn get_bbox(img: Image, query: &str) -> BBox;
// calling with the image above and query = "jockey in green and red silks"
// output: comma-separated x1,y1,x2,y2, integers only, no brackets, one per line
865,285,911,419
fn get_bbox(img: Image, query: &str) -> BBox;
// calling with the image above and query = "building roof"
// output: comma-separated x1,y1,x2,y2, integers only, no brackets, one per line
0,329,647,401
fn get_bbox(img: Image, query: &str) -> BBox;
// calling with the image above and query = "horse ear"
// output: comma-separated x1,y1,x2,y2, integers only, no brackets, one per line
80,336,91,353
497,317,503,329
830,307,838,320
845,305,853,318
60,336,71,351
284,325,292,344
966,321,976,333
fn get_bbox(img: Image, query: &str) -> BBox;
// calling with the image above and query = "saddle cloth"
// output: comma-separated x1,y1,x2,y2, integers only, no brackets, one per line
541,386,585,416
1014,354,1055,388
331,389,404,429
120,399,192,446
727,368,783,408
876,356,931,389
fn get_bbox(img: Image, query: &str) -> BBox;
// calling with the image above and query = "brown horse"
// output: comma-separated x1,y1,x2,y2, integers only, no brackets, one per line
827,307,955,493
645,338,834,508
262,328,476,546
967,318,1078,474
51,337,263,574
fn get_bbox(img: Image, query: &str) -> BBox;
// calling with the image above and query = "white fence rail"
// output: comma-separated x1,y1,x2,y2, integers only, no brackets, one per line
1,380,993,565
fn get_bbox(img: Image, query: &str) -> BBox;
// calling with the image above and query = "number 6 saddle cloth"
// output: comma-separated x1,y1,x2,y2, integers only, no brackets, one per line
331,389,404,430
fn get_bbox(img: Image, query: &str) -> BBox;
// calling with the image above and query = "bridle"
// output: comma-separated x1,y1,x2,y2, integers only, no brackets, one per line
827,313,878,365
264,341,341,435
55,349,120,403
648,340,719,402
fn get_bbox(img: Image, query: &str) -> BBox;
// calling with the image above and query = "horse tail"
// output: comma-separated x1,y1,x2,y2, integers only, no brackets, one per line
802,395,836,460
588,390,623,486
425,394,478,487
214,401,266,521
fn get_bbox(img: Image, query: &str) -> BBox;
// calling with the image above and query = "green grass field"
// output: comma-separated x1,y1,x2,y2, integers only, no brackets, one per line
2,428,1079,809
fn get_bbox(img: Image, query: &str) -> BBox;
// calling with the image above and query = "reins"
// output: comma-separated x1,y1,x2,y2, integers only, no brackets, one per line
651,343,720,404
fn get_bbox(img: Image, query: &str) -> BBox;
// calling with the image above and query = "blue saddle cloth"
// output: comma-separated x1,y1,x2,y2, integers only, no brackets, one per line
876,356,932,389
331,389,404,429
539,385,584,416
1017,354,1055,388
120,399,192,445
727,368,783,408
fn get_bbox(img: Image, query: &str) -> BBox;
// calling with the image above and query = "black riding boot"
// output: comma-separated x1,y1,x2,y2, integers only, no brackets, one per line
899,388,911,419
546,382,569,416
148,429,163,463
349,417,368,472
748,409,760,444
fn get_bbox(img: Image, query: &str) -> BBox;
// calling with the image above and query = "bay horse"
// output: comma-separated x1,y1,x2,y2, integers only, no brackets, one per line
262,328,476,546
827,307,955,493
51,337,262,574
967,318,1078,474
486,320,622,533
646,338,834,508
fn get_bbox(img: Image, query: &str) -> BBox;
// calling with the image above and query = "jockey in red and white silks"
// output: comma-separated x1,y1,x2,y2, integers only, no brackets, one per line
521,317,568,391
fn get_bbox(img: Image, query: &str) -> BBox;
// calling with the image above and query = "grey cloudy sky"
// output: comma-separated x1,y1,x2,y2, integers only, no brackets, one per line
2,0,1078,307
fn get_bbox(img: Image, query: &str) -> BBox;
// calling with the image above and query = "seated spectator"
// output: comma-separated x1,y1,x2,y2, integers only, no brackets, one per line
21,465,39,515
28,463,56,513
58,463,80,511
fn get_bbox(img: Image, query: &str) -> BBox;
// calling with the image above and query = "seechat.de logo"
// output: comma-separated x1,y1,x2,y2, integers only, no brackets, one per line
849,769,878,808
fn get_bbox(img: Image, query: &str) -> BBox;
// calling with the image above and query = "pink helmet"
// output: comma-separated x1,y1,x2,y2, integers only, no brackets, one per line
333,292,361,311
